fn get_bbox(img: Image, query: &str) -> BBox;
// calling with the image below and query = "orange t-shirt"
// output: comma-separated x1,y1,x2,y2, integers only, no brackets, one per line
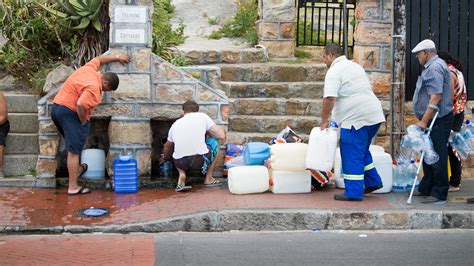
53,59,102,121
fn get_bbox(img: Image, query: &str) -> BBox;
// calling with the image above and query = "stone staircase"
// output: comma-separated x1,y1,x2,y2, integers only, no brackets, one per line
2,93,39,183
219,62,327,144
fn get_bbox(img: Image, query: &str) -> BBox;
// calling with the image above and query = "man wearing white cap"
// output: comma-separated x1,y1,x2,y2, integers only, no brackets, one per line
411,39,453,204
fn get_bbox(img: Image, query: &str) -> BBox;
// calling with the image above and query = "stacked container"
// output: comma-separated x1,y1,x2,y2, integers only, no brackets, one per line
113,155,138,194
269,143,311,194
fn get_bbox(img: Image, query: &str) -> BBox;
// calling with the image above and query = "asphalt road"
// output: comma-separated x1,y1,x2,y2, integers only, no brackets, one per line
155,230,474,266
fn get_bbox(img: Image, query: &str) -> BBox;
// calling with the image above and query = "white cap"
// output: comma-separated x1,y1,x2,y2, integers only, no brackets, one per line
411,39,436,53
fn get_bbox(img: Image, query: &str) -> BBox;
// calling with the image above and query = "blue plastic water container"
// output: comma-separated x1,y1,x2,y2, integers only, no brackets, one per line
243,142,270,165
113,155,138,194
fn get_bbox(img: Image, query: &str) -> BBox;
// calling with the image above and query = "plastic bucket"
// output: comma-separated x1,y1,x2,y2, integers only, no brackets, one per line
80,149,105,180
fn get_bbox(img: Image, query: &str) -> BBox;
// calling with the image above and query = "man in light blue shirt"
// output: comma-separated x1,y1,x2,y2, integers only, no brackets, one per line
321,44,385,201
411,39,453,204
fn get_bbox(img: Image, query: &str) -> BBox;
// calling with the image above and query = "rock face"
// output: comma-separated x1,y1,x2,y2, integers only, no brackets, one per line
42,65,74,94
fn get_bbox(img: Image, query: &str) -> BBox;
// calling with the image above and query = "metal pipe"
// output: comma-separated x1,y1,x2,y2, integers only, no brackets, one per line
343,0,348,56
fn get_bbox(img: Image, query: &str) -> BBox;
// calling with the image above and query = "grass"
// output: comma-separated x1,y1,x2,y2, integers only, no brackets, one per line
295,47,312,59
208,31,223,39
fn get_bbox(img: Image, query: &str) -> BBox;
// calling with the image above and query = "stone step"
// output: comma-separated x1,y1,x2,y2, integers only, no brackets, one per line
219,63,327,82
229,115,318,134
3,154,37,176
4,94,39,113
226,132,309,145
0,176,55,188
222,81,324,98
230,98,322,116
179,48,268,65
6,113,39,133
5,133,39,154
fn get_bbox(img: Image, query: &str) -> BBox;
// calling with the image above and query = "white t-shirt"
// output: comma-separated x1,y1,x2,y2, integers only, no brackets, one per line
168,112,216,159
323,56,385,130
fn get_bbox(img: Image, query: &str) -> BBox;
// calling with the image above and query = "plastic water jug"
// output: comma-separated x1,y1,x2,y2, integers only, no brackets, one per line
333,146,393,193
270,143,308,171
113,155,138,194
80,149,105,180
306,127,338,171
228,166,269,195
243,142,270,165
270,170,311,194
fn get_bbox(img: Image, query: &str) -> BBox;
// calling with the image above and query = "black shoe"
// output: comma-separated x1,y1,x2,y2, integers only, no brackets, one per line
364,185,383,194
421,196,447,205
334,193,362,201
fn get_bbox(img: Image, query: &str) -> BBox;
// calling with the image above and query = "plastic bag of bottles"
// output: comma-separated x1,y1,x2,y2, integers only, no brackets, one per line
422,134,439,165
448,131,471,160
399,124,439,165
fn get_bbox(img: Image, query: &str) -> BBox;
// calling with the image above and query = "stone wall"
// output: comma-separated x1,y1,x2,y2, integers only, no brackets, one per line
257,0,295,58
35,0,229,180
353,0,393,151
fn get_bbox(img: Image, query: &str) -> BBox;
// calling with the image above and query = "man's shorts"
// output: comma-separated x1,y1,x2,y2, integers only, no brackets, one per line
173,138,219,173
0,120,10,146
51,104,90,154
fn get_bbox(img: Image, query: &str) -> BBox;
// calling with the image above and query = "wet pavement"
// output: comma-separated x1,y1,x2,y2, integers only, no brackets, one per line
0,180,473,230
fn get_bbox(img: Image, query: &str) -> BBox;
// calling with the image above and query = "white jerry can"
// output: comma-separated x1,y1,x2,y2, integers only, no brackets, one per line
306,127,338,172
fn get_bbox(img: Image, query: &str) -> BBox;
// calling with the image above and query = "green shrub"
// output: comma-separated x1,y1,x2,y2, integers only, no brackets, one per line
208,31,223,40
0,0,76,92
218,0,258,45
152,0,186,58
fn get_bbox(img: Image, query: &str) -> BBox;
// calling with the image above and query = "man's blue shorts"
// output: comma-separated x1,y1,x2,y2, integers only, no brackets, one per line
0,120,10,146
51,104,90,154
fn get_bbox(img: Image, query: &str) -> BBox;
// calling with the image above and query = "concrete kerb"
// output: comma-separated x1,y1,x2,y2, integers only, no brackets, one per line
1,209,473,234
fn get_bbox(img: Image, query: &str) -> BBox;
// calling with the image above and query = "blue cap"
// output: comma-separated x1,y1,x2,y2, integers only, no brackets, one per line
466,120,471,125
329,120,338,128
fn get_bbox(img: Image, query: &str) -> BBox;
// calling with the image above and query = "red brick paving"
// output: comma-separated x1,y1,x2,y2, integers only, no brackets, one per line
0,234,155,265
0,186,393,228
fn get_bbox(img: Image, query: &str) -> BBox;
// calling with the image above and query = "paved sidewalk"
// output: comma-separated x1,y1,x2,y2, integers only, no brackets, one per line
0,234,155,265
0,180,473,233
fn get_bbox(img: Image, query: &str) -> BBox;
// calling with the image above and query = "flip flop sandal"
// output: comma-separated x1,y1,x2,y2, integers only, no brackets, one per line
78,163,88,179
175,184,192,192
68,186,91,195
204,180,223,187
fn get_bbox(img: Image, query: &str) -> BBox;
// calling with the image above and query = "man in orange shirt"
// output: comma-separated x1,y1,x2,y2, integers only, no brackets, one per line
52,53,131,195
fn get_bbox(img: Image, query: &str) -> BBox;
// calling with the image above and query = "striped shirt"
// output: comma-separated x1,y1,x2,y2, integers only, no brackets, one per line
412,55,452,119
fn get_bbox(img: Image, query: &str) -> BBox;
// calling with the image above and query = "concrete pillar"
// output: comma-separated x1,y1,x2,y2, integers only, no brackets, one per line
257,0,295,58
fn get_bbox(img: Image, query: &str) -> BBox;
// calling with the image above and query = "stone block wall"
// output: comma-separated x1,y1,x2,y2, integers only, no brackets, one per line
353,0,393,151
35,0,229,180
257,0,295,58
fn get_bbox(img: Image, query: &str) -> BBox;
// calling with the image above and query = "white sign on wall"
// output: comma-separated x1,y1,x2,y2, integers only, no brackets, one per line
114,6,148,23
115,29,146,44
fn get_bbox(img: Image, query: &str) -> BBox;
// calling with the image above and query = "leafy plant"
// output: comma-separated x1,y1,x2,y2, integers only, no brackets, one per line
217,0,258,45
208,17,219,25
0,0,75,91
169,53,190,67
38,0,103,31
153,3,189,70
152,0,186,65
37,0,106,67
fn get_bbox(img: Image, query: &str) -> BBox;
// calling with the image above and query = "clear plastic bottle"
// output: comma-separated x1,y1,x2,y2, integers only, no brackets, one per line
461,120,474,150
392,161,406,193
449,131,471,160
405,160,418,191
